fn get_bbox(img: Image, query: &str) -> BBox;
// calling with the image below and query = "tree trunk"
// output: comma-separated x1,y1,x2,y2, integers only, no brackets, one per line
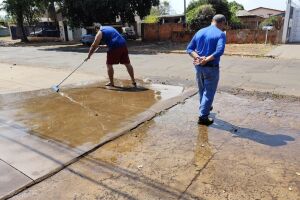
17,14,29,42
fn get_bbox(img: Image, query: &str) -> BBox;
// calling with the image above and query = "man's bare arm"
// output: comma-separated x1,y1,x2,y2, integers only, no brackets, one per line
86,31,102,60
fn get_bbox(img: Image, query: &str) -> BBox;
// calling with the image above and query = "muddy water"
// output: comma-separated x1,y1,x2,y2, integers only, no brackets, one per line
0,80,183,148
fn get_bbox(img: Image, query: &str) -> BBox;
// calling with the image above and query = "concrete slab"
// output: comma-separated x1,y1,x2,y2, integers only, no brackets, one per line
11,92,300,200
0,124,81,180
0,160,32,199
0,81,189,199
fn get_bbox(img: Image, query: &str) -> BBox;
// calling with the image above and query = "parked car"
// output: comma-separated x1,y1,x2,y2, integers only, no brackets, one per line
30,29,60,37
122,27,137,40
80,34,96,46
262,25,273,31
80,25,137,46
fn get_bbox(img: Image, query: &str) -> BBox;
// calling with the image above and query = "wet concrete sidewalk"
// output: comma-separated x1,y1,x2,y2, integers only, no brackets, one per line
0,81,194,199
10,92,300,200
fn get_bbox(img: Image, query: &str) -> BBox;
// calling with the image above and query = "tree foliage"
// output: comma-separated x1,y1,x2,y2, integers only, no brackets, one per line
187,4,216,31
2,0,45,42
260,16,284,30
228,1,244,27
187,0,231,22
144,0,172,24
61,0,159,27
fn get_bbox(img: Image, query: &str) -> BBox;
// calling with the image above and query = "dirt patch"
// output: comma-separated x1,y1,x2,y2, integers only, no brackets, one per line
220,87,300,102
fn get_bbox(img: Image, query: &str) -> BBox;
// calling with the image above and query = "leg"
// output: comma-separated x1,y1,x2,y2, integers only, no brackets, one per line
200,67,220,118
106,64,114,86
195,66,204,116
124,63,135,83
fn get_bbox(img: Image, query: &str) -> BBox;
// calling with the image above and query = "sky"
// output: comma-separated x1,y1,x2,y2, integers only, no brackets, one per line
0,0,288,17
170,0,287,14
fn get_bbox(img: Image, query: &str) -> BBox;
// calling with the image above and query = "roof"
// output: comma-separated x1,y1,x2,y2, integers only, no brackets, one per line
236,10,256,17
248,7,285,13
159,14,185,18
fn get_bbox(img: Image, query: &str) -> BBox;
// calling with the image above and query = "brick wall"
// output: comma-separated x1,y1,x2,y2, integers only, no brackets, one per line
142,23,282,44
142,23,188,42
226,29,282,44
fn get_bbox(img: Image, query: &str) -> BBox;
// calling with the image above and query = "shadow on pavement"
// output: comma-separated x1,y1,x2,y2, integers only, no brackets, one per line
212,118,295,147
38,45,160,55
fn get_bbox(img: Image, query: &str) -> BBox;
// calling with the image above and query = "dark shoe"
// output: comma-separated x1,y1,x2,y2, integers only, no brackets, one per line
198,117,214,126
132,82,137,88
210,106,213,111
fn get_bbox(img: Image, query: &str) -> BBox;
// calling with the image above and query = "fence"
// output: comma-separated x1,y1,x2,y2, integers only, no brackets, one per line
142,23,191,42
142,23,283,44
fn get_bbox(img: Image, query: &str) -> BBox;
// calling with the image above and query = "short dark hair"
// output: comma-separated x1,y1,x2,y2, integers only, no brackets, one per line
213,14,226,23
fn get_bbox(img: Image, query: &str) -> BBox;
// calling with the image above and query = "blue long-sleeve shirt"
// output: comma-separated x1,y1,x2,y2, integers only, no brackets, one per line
187,25,226,67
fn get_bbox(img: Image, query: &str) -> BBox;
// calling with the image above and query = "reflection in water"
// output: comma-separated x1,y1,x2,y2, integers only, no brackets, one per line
194,126,213,167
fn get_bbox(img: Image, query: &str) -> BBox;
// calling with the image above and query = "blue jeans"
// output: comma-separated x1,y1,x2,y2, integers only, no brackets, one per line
195,66,220,118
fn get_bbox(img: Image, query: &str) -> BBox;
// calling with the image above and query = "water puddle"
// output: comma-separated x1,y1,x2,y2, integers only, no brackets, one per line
0,80,183,148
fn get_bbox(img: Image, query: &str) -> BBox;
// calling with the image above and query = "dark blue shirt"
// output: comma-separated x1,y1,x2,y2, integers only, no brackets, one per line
101,26,126,50
187,25,226,66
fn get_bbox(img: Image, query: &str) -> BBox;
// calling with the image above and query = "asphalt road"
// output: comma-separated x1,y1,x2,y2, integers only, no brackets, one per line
1,45,300,96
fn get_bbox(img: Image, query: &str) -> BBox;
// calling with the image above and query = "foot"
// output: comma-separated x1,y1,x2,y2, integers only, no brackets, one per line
132,82,137,88
198,117,214,126
210,106,213,111
105,82,115,87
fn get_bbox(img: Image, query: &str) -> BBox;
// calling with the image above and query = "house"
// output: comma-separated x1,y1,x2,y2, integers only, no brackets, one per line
237,7,285,29
282,0,300,43
159,14,185,24
236,10,265,29
248,7,285,19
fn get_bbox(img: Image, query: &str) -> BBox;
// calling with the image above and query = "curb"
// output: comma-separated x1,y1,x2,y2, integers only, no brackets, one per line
3,87,198,200
129,50,275,58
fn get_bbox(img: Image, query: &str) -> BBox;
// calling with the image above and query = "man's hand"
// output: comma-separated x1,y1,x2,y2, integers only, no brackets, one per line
193,56,205,65
84,56,90,62
200,55,215,66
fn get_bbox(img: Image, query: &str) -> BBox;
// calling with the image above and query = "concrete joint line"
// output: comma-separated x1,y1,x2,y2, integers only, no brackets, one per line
5,88,198,200
0,158,33,181
178,152,217,200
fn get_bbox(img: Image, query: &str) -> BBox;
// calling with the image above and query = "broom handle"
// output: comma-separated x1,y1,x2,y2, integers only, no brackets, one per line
57,47,100,87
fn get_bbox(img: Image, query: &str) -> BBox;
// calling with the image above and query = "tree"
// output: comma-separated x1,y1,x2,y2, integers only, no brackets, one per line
260,16,284,30
228,1,244,27
144,0,174,24
2,0,45,42
187,0,231,23
61,0,159,27
187,4,216,31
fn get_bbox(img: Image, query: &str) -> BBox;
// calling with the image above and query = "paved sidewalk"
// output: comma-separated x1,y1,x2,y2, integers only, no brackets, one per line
11,92,300,200
267,44,300,60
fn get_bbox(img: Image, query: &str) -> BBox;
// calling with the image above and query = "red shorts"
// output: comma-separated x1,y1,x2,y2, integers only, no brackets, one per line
107,46,130,65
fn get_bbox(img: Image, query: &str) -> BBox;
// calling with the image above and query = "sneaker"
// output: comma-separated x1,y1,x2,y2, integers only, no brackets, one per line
132,82,137,88
198,117,214,126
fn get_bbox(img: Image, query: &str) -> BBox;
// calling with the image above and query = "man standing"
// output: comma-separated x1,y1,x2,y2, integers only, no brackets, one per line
86,25,136,87
187,14,227,126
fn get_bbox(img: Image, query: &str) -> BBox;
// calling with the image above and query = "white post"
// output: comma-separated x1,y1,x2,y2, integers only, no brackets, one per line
265,29,269,44
282,0,292,43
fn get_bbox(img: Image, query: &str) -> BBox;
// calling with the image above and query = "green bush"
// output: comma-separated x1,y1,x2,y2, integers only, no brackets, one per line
187,4,216,31
144,15,159,23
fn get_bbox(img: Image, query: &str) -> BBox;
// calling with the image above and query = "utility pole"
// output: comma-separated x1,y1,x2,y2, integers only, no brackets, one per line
184,0,187,24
